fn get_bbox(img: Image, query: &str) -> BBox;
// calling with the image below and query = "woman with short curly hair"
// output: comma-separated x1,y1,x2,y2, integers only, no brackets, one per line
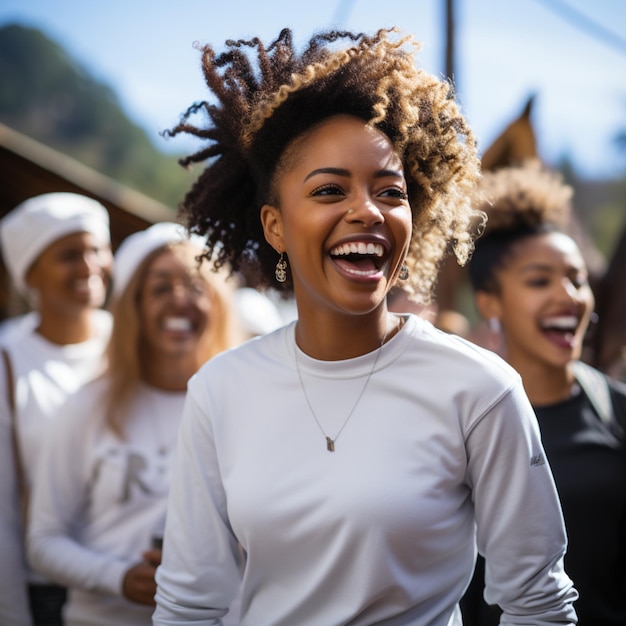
464,161,626,626
154,29,577,625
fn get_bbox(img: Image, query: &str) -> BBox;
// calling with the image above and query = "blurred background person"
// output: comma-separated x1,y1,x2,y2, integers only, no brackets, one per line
26,222,244,625
233,286,284,339
0,192,113,626
462,161,626,625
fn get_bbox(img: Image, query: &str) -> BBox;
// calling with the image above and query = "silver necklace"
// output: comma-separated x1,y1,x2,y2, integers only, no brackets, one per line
294,328,387,452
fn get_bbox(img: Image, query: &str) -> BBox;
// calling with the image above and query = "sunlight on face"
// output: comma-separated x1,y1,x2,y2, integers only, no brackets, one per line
493,232,595,370
264,114,412,321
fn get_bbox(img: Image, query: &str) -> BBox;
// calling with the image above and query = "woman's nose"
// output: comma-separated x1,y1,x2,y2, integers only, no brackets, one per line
78,247,112,276
172,282,193,302
345,195,384,226
558,277,581,301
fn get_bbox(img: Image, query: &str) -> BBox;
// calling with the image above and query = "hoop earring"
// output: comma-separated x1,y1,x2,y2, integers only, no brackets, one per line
399,264,409,281
488,317,501,334
275,253,287,283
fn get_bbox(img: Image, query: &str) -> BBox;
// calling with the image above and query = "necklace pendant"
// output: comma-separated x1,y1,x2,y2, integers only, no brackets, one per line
326,437,335,452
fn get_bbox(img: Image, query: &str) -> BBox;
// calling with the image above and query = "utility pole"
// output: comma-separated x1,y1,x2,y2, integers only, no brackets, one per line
445,0,456,84
435,0,464,319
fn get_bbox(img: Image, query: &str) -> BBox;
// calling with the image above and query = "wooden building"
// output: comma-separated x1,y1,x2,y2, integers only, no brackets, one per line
0,122,175,319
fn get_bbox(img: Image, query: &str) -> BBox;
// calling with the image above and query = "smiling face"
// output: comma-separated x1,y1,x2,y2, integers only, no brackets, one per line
261,115,412,322
26,231,112,314
137,245,213,360
477,231,595,371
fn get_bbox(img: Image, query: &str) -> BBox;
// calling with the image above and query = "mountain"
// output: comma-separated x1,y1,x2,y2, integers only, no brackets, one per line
0,23,196,209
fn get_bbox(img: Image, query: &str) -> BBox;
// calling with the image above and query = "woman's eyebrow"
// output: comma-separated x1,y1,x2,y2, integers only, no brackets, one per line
304,167,349,182
303,167,404,182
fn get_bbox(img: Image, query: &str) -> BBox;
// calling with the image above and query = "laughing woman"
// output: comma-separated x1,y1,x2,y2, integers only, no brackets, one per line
26,223,243,626
0,193,113,626
464,161,626,625
153,28,578,625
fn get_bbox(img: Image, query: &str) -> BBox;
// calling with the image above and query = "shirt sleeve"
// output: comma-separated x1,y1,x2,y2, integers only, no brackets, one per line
26,398,129,596
153,382,243,626
465,380,579,625
0,358,33,626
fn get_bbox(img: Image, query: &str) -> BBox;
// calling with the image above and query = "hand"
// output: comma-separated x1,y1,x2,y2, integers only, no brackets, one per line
122,558,159,606
143,547,162,568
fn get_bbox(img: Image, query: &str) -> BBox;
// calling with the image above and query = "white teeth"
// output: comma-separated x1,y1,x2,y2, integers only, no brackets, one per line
541,316,578,331
330,242,384,257
164,317,192,332
74,276,104,292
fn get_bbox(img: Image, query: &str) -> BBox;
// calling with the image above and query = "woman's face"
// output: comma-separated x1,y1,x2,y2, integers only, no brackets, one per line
482,232,595,370
26,231,112,314
137,246,213,359
262,114,412,319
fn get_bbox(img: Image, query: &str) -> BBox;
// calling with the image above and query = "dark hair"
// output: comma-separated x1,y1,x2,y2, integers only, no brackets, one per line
166,27,481,302
469,222,559,293
469,160,573,293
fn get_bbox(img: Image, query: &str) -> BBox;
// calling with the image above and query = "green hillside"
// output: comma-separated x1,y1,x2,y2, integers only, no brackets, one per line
0,23,197,210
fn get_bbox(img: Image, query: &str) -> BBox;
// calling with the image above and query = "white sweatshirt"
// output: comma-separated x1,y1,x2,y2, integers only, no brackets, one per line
28,380,185,626
154,314,578,625
0,309,111,625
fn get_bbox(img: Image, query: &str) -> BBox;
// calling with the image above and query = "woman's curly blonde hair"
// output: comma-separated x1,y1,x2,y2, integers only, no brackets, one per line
167,27,482,302
469,160,574,293
475,159,572,234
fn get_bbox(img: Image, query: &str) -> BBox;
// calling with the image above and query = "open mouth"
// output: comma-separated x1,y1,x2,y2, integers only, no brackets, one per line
163,316,194,333
539,315,579,348
329,241,386,277
73,276,105,294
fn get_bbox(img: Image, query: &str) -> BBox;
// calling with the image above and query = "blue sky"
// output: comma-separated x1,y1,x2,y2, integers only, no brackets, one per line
1,0,625,179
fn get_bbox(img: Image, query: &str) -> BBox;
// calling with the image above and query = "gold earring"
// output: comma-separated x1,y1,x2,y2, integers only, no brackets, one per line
399,264,409,280
275,253,287,283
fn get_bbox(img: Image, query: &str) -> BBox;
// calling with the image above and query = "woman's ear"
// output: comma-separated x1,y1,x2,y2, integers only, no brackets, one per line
475,290,502,322
260,204,284,252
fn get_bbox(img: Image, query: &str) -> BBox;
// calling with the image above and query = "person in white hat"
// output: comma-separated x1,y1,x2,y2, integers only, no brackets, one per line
0,192,113,626
26,222,244,626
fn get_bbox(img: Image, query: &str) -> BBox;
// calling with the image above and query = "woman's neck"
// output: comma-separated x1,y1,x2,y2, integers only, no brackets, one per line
509,358,575,407
141,354,200,392
294,309,404,361
36,310,96,345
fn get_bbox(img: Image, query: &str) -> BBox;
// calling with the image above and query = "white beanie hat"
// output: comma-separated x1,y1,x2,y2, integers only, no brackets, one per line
112,222,205,299
0,192,111,296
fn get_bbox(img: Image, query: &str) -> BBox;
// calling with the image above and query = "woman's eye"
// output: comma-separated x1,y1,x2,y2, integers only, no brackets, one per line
310,184,343,197
151,283,173,296
58,250,82,262
189,279,208,297
570,274,588,289
526,277,550,288
380,187,408,200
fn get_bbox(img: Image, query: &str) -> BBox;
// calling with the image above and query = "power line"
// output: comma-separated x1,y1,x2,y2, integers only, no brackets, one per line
534,0,626,57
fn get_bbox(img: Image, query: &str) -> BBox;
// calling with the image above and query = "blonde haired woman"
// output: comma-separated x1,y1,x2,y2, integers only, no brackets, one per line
27,222,243,625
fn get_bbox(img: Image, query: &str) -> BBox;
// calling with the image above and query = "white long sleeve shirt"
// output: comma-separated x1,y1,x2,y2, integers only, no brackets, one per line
0,309,111,624
154,314,578,625
27,380,186,626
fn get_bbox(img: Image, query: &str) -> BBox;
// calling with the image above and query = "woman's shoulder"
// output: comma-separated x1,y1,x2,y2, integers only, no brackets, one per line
59,376,110,420
405,314,521,386
43,376,110,444
605,373,626,434
191,323,292,384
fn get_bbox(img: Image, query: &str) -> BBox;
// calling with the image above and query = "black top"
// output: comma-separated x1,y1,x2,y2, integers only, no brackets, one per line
461,373,626,625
